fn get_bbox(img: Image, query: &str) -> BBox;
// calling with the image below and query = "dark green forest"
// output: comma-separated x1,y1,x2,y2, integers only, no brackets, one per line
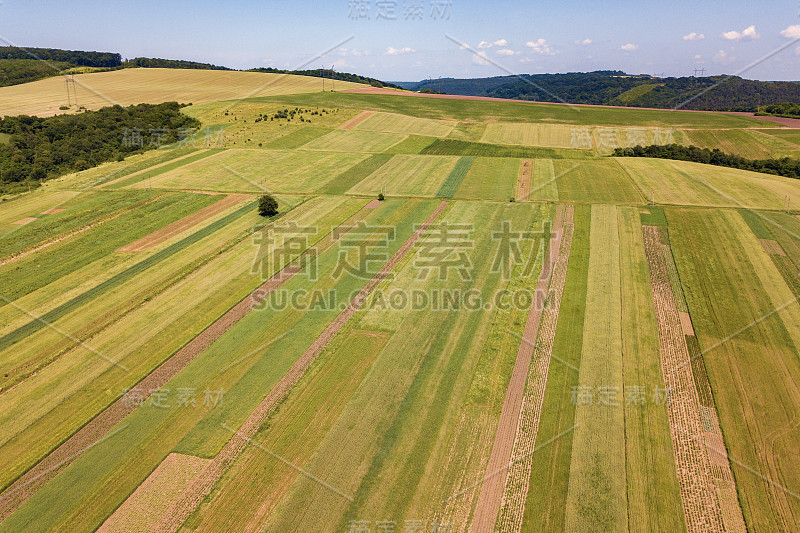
612,144,800,179
401,71,800,111
0,102,199,194
247,67,403,89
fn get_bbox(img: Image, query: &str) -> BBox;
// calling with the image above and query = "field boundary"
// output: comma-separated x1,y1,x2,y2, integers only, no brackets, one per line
516,159,532,201
338,110,375,130
153,200,450,532
436,156,476,198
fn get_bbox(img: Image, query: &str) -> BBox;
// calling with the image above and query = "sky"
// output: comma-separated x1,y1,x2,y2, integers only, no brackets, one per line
2,0,799,81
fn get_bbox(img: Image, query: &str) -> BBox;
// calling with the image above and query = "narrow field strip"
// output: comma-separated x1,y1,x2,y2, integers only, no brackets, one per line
436,156,476,198
154,200,450,533
496,207,575,533
320,154,393,195
471,205,568,533
96,453,211,533
117,194,252,252
0,201,256,354
516,159,532,201
642,225,745,533
103,149,221,190
338,110,375,130
0,201,373,520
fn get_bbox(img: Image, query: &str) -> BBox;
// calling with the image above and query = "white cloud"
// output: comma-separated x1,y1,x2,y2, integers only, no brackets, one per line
781,25,800,39
722,25,759,41
620,43,638,52
493,39,508,47
496,48,517,56
472,51,490,65
713,49,736,65
477,40,492,49
385,47,414,55
525,38,555,55
683,32,705,41
574,38,592,45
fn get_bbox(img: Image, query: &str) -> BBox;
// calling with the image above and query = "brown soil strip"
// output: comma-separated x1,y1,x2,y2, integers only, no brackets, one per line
642,225,745,533
516,159,532,202
495,207,575,533
758,238,786,257
11,217,37,225
118,194,251,252
640,209,651,214
365,199,382,209
338,110,375,130
182,190,226,196
154,201,449,533
471,205,570,533
40,208,66,215
679,311,695,336
97,454,210,533
0,202,374,521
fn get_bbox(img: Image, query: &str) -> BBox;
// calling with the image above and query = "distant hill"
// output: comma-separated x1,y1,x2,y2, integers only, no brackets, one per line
0,46,399,91
399,71,800,111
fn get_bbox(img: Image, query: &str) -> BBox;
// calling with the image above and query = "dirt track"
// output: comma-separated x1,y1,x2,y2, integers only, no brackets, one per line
471,205,571,533
118,194,251,252
154,201,449,533
338,110,375,130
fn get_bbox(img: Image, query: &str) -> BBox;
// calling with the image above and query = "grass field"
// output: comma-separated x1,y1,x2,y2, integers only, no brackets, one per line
347,154,460,197
0,68,366,117
3,67,800,533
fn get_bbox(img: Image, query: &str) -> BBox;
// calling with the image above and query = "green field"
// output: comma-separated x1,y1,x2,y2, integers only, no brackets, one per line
2,68,799,533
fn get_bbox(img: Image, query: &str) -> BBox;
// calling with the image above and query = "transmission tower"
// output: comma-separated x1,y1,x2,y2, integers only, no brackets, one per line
64,74,78,107
692,68,706,77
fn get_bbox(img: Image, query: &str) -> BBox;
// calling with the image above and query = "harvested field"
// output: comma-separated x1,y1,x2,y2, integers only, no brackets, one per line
118,194,251,252
0,201,373,520
11,218,37,225
495,207,575,533
153,201,449,532
40,209,66,215
679,311,695,336
96,453,210,533
516,159,532,201
472,206,569,532
338,110,375,130
642,225,745,533
759,238,786,256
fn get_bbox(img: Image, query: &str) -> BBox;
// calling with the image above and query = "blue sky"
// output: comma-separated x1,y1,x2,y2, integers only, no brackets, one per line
2,0,798,81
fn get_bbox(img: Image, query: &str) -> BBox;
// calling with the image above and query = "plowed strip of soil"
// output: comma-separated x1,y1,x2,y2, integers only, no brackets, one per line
96,454,210,533
365,199,382,209
471,205,570,533
0,203,374,521
758,238,786,257
679,311,695,336
154,201,449,533
642,225,745,533
516,159,532,202
40,208,66,215
496,208,575,533
338,110,375,130
11,217,37,225
118,194,251,252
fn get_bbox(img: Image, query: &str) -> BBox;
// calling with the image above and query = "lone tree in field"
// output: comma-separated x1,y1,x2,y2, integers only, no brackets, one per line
258,194,279,217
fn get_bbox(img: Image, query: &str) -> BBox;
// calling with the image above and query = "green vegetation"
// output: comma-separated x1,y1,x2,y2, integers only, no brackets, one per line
258,194,278,217
613,144,800,179
0,102,199,194
420,139,591,159
436,156,475,198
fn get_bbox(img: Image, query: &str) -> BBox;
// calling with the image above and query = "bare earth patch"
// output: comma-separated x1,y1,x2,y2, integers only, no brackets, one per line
11,217,37,225
97,453,210,533
338,110,375,130
365,199,382,209
758,238,786,256
117,194,251,252
40,208,66,215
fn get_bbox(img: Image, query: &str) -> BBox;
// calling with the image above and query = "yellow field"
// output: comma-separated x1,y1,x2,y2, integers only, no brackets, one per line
480,123,576,148
353,111,456,137
301,129,407,152
616,157,800,209
347,154,459,197
0,68,365,117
